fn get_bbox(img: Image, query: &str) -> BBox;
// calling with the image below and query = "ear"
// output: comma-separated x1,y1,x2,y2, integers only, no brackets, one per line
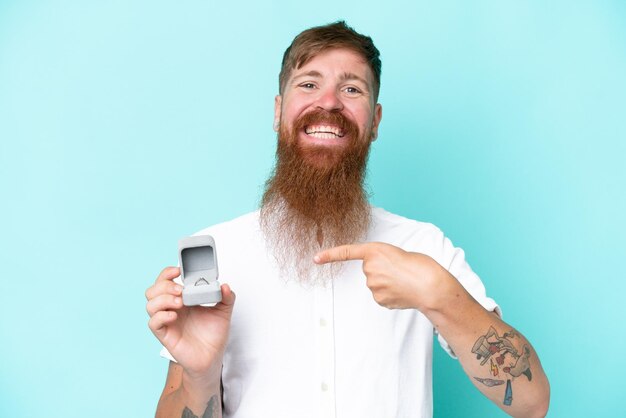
370,103,383,141
273,95,282,132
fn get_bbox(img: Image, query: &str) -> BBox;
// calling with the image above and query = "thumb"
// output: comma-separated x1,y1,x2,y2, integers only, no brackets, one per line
217,283,236,308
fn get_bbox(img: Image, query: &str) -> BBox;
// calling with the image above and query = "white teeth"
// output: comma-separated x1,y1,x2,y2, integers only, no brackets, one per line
309,132,335,139
305,125,344,138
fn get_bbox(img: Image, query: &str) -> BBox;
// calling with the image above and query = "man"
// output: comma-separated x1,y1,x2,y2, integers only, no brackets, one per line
146,21,550,418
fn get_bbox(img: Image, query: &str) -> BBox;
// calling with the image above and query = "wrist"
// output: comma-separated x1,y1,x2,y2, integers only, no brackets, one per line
419,263,486,331
419,260,466,316
181,364,222,400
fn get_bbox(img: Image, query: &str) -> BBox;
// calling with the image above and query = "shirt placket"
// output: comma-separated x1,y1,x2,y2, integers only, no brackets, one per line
313,281,336,418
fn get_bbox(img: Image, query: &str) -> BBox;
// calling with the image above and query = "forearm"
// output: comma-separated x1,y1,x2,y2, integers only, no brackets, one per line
157,391,221,418
156,362,223,418
423,275,550,418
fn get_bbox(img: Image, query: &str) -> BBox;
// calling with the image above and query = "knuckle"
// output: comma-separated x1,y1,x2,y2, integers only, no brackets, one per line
148,314,163,331
148,315,157,330
372,292,385,305
148,294,172,315
151,282,173,299
146,299,156,316
145,284,160,300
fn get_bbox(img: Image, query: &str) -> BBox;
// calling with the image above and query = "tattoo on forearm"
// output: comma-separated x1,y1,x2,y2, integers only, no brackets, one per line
471,326,533,407
181,394,221,418
181,408,196,418
473,377,504,387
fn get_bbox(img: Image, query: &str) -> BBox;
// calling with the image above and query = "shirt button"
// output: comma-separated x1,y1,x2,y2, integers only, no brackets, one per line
321,382,329,392
319,318,327,327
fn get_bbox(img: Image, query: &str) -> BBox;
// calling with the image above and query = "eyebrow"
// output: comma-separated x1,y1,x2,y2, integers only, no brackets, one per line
291,70,370,90
339,72,368,86
292,70,323,81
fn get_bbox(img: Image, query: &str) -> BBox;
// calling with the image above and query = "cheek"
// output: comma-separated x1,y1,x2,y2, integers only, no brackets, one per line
346,105,374,129
281,95,312,121
280,108,304,131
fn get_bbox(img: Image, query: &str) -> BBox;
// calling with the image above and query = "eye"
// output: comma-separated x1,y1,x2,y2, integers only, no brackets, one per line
343,86,362,95
299,82,317,90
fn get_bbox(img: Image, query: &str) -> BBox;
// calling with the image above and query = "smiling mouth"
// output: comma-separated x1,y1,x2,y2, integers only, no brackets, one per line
304,125,345,139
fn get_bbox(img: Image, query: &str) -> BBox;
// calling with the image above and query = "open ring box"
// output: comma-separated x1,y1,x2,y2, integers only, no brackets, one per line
178,235,222,306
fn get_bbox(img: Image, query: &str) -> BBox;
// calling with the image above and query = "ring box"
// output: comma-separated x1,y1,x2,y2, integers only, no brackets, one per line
178,235,222,306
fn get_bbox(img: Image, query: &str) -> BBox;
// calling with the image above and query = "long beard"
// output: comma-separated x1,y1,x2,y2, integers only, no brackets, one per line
260,109,372,286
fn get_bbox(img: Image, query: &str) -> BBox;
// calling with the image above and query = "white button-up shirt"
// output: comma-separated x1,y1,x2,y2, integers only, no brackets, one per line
162,208,499,417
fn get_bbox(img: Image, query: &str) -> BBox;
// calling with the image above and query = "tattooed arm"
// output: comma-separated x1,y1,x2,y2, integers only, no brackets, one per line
315,243,550,418
146,267,236,418
426,291,549,417
156,361,222,418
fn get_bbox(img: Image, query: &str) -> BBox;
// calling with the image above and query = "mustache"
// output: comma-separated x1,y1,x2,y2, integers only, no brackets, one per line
293,109,360,140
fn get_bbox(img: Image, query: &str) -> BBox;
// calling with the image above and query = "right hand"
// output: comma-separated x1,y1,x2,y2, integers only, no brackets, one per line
145,266,236,381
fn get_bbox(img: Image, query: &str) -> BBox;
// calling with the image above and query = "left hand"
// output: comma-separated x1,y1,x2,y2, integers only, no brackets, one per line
314,242,451,310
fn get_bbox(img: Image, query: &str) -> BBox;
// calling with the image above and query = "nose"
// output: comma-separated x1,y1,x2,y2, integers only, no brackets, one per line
314,87,344,112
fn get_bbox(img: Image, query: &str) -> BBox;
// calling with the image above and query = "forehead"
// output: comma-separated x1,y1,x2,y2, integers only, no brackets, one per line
291,48,374,84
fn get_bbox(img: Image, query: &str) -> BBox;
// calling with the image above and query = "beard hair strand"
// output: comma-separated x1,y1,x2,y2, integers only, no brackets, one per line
260,109,372,286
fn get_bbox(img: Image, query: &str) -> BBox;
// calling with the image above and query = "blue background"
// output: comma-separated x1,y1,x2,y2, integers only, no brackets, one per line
1,1,624,417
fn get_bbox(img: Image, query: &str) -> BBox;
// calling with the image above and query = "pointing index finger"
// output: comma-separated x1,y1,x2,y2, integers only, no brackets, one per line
314,243,372,264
